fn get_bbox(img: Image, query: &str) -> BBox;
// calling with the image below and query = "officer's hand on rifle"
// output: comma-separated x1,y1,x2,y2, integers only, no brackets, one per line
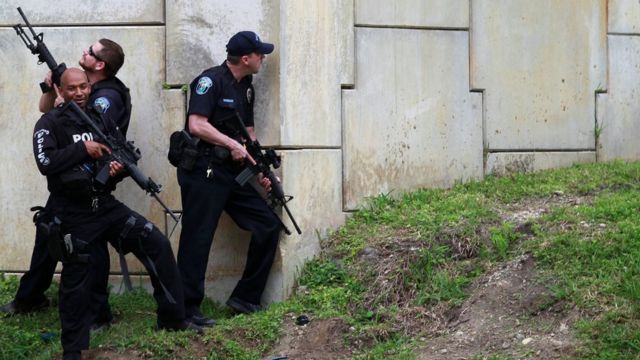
84,141,111,159
43,70,53,89
228,140,256,165
53,86,64,108
50,79,64,107
108,161,125,177
257,173,272,192
40,76,63,112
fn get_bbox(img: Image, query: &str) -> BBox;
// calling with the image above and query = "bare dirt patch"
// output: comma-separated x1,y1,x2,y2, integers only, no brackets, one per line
265,254,580,360
417,253,580,359
82,348,141,360
80,339,210,360
497,193,593,225
265,194,589,359
265,317,351,360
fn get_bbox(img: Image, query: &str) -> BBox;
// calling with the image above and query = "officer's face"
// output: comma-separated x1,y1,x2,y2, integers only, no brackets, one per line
79,41,104,71
59,70,91,108
245,53,265,74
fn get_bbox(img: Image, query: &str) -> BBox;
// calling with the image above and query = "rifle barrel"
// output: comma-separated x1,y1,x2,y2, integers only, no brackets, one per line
283,202,302,234
16,7,37,38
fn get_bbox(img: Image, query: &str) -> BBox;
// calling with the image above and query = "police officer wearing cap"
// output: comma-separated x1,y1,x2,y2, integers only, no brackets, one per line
176,31,281,324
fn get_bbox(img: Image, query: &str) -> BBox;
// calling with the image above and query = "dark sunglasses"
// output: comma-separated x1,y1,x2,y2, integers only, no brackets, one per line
88,45,104,62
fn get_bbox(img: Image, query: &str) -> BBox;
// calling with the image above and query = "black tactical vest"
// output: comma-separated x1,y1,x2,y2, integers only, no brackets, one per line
92,76,132,135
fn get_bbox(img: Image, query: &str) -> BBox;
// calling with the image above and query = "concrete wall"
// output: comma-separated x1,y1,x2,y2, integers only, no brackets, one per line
472,0,606,175
1,0,639,304
598,0,640,161
343,28,483,209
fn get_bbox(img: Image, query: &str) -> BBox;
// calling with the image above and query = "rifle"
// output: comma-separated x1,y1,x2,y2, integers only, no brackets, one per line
230,112,302,235
80,104,181,222
13,7,66,93
14,7,179,222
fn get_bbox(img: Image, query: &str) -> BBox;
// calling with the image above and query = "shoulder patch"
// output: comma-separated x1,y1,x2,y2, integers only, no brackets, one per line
34,129,51,166
246,88,253,103
93,97,111,113
196,76,213,95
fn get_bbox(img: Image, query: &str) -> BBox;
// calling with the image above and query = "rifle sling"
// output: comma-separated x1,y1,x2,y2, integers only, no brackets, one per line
117,216,137,292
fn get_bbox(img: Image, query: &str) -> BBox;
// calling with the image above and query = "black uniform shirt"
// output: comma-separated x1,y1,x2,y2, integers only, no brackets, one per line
187,61,255,137
33,103,118,194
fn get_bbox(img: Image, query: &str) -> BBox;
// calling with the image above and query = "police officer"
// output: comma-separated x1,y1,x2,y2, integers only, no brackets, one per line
33,68,200,360
176,31,281,326
40,38,132,133
1,39,131,328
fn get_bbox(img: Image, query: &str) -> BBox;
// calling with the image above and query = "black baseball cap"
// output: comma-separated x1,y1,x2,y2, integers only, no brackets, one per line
226,31,274,56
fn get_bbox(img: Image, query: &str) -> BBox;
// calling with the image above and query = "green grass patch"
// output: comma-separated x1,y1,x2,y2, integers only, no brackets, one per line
2,161,640,358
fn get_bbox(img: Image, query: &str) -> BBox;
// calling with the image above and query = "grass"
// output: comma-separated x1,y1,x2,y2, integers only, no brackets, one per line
529,189,640,358
1,160,640,359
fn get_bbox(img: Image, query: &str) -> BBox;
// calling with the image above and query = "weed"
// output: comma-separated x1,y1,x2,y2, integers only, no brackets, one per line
489,222,520,260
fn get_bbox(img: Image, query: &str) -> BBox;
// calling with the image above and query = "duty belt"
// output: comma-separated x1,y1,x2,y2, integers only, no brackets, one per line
198,143,231,164
50,192,113,212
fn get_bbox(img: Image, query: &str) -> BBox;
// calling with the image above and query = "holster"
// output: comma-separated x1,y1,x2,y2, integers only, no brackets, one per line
41,216,89,263
30,205,49,225
168,130,199,170
180,146,199,170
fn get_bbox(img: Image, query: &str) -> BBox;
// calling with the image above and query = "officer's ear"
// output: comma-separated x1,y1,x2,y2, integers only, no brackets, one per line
94,60,106,73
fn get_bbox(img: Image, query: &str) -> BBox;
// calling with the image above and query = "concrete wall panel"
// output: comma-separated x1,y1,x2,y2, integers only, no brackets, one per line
609,0,640,34
343,28,483,210
279,0,343,146
166,0,281,145
0,0,163,25
486,152,596,176
355,0,469,28
263,149,345,301
338,0,355,87
471,0,606,150
598,36,640,161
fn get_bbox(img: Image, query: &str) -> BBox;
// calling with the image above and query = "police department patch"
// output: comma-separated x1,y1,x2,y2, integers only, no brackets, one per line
94,97,111,113
196,76,213,95
246,88,253,103
34,129,51,166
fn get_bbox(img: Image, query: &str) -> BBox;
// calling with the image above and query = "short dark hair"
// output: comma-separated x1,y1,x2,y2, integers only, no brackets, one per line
226,54,242,65
97,38,124,77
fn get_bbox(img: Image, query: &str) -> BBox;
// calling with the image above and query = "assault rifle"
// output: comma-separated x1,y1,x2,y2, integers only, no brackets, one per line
14,7,66,93
230,112,302,235
14,7,179,222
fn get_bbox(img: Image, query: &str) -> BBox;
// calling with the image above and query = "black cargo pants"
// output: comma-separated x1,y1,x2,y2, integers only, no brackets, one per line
51,194,185,354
